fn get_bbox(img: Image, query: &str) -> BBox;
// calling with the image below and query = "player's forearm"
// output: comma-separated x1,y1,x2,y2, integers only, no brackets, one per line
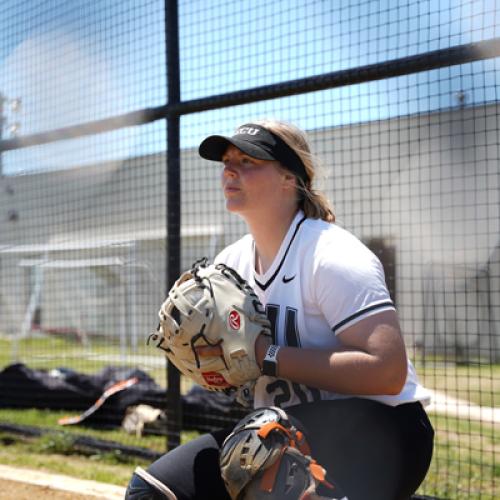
255,327,407,395
273,345,406,395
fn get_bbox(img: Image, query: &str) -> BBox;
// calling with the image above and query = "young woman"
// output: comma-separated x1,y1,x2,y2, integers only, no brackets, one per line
126,120,434,500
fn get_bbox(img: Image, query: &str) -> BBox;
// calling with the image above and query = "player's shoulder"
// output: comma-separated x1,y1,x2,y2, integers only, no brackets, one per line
300,218,380,272
301,218,369,254
214,233,253,267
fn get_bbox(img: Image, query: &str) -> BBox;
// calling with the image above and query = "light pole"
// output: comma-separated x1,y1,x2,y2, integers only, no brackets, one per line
0,93,5,177
0,92,21,177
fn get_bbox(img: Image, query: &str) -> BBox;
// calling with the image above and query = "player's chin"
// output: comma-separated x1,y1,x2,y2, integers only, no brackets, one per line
225,198,246,213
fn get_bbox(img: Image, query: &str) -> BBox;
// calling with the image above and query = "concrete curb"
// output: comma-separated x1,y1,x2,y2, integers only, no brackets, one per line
426,390,500,423
0,464,126,499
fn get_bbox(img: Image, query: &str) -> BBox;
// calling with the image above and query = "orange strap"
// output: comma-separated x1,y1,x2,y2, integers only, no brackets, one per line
259,447,286,492
257,421,311,456
257,421,334,492
257,421,290,439
294,429,311,456
309,461,335,490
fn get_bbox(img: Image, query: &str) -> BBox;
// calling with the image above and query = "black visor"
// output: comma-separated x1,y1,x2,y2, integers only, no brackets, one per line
198,123,309,183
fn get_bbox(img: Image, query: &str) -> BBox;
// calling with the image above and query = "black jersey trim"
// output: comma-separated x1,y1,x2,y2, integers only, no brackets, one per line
331,301,395,334
254,216,306,291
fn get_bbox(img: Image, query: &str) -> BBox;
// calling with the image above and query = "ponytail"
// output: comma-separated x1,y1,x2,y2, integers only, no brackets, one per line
298,179,335,222
254,119,335,223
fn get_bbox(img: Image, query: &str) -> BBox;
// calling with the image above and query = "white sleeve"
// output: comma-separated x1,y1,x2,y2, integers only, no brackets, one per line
213,235,253,271
214,245,231,265
313,243,395,335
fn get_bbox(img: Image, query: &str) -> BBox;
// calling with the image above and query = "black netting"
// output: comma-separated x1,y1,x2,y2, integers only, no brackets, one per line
0,1,498,497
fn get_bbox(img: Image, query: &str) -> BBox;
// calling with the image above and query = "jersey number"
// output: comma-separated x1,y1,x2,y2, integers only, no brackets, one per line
265,305,321,405
266,304,301,346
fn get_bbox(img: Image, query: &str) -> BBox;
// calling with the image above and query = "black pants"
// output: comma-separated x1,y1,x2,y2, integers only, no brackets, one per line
146,398,434,500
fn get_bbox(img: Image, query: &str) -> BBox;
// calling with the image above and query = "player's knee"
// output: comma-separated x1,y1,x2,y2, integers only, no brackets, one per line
125,467,178,500
125,473,163,499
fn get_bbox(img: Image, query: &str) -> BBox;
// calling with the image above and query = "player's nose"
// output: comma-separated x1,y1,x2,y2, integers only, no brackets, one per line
222,163,239,177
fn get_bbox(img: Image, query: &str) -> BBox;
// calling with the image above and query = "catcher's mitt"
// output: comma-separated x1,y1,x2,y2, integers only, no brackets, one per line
219,407,342,500
148,259,271,391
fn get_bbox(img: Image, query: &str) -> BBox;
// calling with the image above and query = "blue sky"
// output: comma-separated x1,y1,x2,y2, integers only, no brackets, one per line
0,0,499,174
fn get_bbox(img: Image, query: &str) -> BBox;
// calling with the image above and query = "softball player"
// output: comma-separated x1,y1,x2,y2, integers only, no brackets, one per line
126,120,434,500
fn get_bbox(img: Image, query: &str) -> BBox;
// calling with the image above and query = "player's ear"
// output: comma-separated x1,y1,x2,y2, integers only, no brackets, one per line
281,171,297,191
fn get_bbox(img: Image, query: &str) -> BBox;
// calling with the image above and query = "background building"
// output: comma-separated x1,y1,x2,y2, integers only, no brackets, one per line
1,102,498,361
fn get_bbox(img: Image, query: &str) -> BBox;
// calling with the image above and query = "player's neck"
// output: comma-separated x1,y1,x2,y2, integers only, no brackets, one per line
246,209,298,274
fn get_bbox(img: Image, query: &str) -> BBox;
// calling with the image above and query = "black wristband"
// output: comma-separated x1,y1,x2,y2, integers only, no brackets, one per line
262,344,281,377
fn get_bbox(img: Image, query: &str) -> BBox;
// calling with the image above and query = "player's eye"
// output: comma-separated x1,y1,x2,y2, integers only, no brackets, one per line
240,156,254,165
221,155,256,168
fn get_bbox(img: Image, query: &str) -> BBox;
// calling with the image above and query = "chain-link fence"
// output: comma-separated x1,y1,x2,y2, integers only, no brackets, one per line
0,1,499,498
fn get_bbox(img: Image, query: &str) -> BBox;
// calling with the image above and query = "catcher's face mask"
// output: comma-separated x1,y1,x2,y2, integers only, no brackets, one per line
198,123,309,183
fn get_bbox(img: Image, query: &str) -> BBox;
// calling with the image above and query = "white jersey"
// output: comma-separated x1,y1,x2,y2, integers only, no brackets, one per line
215,211,431,409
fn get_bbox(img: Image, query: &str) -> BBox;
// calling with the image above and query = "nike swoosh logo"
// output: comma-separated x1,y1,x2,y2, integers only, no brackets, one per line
282,275,296,283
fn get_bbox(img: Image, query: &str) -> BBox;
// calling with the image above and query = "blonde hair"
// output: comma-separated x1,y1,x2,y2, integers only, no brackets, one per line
252,119,335,223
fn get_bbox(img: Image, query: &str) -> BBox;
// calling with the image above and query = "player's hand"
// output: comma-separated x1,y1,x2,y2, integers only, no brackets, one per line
195,344,223,358
196,333,271,370
254,333,273,369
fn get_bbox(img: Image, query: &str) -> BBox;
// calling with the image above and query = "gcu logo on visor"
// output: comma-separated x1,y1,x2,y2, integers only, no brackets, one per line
235,126,260,136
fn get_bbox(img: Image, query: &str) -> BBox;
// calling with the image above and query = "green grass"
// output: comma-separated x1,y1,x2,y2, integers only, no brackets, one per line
0,407,189,454
0,431,150,486
0,334,169,388
0,409,497,498
414,359,500,408
0,408,201,487
420,414,499,499
1,335,498,497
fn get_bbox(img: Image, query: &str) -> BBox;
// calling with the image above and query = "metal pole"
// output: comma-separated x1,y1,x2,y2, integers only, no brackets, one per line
0,93,5,176
3,37,500,153
165,0,182,451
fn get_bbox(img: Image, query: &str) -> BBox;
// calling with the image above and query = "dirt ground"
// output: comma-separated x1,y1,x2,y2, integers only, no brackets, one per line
0,478,100,499
0,465,126,499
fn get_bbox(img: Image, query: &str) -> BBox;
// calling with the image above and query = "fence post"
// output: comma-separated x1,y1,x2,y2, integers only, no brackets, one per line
165,0,182,451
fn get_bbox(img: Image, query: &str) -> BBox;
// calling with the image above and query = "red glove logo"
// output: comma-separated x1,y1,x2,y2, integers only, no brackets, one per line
228,310,241,330
202,371,229,387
